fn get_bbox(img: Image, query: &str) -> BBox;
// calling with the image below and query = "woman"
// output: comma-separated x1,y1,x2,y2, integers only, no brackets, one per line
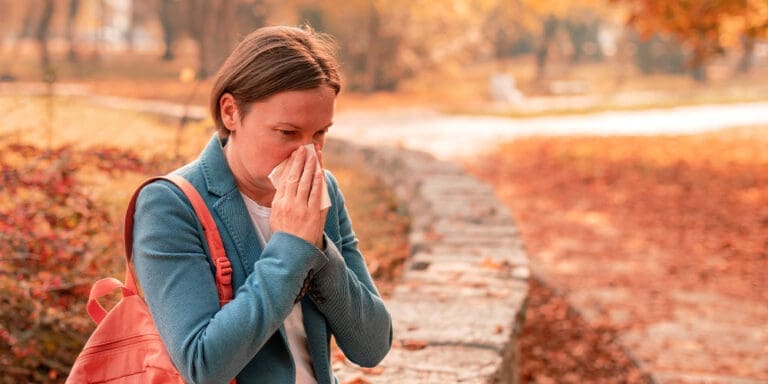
132,26,392,384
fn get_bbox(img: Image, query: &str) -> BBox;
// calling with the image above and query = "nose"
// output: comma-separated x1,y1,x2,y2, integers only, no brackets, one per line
293,142,319,155
306,140,322,152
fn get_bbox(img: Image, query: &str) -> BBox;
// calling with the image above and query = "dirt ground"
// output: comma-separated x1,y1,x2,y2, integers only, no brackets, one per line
466,126,768,382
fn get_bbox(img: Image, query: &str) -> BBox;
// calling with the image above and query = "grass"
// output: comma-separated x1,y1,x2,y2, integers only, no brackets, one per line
0,95,204,153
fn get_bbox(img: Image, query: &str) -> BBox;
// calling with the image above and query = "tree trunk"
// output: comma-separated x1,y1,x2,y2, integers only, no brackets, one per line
566,20,586,64
363,0,381,92
613,27,632,88
91,0,105,62
737,35,755,74
66,0,80,62
212,0,237,73
126,0,137,52
691,63,707,83
188,0,212,78
35,0,54,80
536,15,558,81
158,0,176,61
690,46,708,83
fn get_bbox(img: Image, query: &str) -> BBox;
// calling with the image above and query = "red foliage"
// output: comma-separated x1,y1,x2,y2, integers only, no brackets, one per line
520,278,649,384
0,141,170,383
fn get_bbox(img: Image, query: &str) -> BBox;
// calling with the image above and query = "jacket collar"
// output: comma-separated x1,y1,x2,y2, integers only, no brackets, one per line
197,133,262,276
199,134,238,198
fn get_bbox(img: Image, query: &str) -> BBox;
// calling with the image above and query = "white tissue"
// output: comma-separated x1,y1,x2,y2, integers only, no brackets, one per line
268,144,332,209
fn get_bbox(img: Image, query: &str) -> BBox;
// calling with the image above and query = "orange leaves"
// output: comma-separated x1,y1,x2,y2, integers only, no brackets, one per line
617,0,768,65
341,377,373,384
479,257,505,270
471,127,768,300
0,139,172,383
467,126,768,381
399,339,429,351
331,342,347,364
359,366,385,375
517,278,646,382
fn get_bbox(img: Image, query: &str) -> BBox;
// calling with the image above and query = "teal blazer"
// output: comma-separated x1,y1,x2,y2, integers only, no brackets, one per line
132,134,392,384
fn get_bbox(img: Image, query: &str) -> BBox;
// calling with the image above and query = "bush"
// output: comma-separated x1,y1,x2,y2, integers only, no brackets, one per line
0,142,166,383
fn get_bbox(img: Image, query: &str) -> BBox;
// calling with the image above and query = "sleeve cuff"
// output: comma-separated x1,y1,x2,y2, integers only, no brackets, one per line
308,234,346,305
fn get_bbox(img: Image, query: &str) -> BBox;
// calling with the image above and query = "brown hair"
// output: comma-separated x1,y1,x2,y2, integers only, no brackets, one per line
210,25,341,136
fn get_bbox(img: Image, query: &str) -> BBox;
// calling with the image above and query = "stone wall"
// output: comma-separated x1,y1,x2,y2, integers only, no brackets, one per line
327,139,530,383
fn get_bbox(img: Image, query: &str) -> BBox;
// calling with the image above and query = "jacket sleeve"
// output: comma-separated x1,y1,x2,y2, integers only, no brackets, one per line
309,172,393,367
132,180,328,384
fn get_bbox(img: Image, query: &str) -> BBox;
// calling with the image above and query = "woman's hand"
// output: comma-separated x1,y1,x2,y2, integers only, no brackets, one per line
270,145,328,248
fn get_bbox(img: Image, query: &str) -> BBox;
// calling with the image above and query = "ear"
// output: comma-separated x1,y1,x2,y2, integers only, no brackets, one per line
219,93,240,132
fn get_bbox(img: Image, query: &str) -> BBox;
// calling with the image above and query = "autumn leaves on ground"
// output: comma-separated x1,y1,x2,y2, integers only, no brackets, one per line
467,127,768,383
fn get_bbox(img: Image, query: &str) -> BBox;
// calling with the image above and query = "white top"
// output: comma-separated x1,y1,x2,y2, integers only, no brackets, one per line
241,193,317,384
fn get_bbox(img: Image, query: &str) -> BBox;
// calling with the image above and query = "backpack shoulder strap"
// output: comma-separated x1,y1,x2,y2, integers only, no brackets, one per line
123,175,233,306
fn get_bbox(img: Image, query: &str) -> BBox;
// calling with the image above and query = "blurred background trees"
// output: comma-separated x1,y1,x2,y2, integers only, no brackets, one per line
614,0,768,81
0,0,766,91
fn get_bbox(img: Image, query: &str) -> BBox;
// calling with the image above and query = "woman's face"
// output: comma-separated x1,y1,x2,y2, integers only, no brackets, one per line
221,86,336,203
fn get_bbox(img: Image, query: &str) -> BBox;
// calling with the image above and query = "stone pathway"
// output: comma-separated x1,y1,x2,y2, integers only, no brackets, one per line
324,141,529,383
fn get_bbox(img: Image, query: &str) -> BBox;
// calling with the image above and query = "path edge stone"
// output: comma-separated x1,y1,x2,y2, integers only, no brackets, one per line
326,138,530,383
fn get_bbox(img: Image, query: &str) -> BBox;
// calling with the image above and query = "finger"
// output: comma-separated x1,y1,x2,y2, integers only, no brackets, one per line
307,161,324,210
283,146,306,197
316,148,325,170
273,161,290,200
296,146,317,201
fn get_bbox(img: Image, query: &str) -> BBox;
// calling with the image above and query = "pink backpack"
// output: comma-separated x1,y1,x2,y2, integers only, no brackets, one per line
67,175,236,384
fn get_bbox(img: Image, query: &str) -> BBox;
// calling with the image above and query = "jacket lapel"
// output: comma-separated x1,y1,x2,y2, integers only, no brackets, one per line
198,134,262,277
303,298,331,384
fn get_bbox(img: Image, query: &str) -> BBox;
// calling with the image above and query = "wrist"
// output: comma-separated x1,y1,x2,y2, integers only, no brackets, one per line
315,235,326,250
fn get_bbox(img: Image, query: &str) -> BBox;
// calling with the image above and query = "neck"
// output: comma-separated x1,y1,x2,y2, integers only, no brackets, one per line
224,140,275,207
238,181,275,207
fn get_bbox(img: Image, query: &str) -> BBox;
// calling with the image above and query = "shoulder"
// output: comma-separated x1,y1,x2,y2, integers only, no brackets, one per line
134,179,194,223
134,160,205,218
324,169,344,202
324,169,340,190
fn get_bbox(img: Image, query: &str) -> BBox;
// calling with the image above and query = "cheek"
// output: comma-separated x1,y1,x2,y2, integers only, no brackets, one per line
269,145,298,167
244,143,286,177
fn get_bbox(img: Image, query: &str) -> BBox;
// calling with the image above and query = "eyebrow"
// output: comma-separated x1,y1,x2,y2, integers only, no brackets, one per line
275,122,334,130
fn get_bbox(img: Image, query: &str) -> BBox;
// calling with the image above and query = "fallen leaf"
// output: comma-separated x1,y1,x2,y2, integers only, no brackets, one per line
360,366,385,375
400,339,428,351
479,257,502,269
342,376,372,384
